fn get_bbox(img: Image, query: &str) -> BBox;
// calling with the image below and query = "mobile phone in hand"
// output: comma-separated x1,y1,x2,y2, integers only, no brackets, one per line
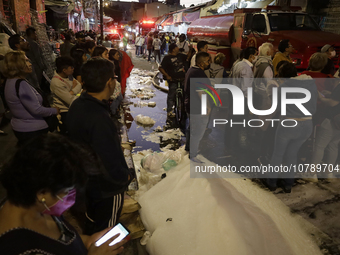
95,223,130,247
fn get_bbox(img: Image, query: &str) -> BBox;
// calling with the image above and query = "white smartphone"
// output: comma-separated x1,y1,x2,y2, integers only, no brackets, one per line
95,223,130,247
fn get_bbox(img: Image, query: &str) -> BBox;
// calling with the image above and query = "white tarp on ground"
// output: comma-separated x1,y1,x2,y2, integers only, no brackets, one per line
137,152,322,255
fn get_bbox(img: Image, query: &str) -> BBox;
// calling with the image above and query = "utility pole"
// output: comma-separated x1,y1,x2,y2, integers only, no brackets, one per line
100,0,104,40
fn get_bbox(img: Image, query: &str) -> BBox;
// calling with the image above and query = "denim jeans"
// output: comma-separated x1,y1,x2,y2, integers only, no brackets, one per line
135,46,140,55
154,50,161,63
148,49,152,61
165,43,169,54
189,114,210,157
312,118,340,166
267,120,313,188
167,81,177,113
110,93,123,114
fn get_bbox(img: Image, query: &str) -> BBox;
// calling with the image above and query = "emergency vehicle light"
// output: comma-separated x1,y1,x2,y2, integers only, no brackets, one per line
142,20,155,24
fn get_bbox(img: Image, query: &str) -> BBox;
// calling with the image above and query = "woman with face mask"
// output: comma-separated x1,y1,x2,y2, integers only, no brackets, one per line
0,134,128,255
3,51,59,146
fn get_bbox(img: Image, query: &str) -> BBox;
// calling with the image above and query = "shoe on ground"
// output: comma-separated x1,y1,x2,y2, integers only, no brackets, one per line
191,156,204,164
0,130,7,136
277,180,292,193
261,179,277,192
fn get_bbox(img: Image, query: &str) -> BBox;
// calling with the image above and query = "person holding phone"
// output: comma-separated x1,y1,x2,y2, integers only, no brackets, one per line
0,134,128,255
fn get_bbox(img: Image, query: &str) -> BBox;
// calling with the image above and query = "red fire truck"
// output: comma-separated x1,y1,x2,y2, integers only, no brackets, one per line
187,6,340,70
138,19,156,36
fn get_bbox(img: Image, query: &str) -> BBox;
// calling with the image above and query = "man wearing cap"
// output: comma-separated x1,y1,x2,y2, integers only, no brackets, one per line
321,44,336,76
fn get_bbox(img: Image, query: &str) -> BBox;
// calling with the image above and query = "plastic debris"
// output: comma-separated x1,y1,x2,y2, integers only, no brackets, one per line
135,114,156,126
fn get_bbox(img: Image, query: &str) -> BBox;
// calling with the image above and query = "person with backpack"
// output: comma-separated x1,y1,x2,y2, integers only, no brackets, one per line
3,51,59,145
177,34,189,54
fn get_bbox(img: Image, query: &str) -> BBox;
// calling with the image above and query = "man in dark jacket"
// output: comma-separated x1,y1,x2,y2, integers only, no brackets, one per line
184,51,212,163
67,58,133,234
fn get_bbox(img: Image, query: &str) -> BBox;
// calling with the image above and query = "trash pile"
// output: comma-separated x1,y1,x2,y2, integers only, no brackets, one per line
141,128,183,145
135,114,156,126
132,147,187,197
129,87,156,101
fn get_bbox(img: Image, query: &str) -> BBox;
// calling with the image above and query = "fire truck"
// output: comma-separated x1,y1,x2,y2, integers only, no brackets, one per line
138,19,156,36
187,6,340,70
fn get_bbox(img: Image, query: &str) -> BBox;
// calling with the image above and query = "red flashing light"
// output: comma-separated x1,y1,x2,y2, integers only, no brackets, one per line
142,20,155,24
111,29,117,33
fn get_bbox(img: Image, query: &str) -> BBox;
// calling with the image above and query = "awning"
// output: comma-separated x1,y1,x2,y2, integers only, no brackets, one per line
173,12,182,23
182,11,200,23
162,16,173,26
45,0,75,14
103,16,113,23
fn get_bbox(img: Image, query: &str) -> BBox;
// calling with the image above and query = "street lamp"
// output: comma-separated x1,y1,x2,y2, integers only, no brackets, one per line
157,6,159,17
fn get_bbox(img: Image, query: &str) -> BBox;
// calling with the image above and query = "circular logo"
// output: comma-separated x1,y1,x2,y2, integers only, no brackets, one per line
246,37,257,48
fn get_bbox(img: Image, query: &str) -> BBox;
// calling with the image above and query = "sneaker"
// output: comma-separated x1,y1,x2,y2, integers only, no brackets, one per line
260,179,277,192
0,130,7,136
191,156,204,164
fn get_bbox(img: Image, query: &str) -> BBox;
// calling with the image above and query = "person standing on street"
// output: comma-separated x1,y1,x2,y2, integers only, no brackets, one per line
26,27,47,87
147,33,154,62
177,34,189,54
8,34,40,89
159,43,186,117
190,40,208,67
184,52,212,163
60,34,74,57
50,56,82,135
123,34,128,52
321,44,336,76
164,33,170,54
272,39,294,76
152,34,162,63
135,34,141,56
68,58,133,234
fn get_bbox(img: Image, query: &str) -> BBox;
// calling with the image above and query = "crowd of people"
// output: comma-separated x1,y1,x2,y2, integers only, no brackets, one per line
0,25,340,252
147,32,340,193
178,38,340,193
0,27,135,253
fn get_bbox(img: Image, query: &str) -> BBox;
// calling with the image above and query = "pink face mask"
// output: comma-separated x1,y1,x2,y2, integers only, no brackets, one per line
42,189,76,217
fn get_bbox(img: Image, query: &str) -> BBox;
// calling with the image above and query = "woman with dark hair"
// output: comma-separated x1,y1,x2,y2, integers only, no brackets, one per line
3,51,59,145
108,48,133,97
84,40,96,60
92,46,109,59
71,48,87,82
108,49,123,114
265,63,318,193
0,134,128,255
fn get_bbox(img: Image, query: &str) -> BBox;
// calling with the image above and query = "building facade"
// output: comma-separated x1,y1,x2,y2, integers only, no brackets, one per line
0,0,46,33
